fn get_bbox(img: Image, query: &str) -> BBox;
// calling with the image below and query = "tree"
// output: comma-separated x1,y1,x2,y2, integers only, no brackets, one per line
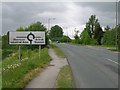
105,25,110,32
81,15,103,45
16,21,48,46
49,25,63,41
117,24,120,49
80,29,91,44
80,29,97,45
93,23,103,45
74,30,79,40
16,22,47,31
74,30,80,43
2,35,8,49
27,21,48,45
85,22,92,38
60,35,71,42
0,35,2,49
102,28,116,46
16,27,25,31
87,15,98,34
27,21,47,31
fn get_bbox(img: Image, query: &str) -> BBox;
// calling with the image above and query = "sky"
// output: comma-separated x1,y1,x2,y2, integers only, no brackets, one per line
1,1,118,38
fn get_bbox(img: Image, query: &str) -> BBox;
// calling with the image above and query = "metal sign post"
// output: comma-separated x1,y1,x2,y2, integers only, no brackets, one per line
8,31,45,62
39,45,41,59
27,46,29,61
18,45,21,62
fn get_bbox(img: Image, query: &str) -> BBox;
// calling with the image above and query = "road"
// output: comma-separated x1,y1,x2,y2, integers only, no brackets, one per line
54,43,119,88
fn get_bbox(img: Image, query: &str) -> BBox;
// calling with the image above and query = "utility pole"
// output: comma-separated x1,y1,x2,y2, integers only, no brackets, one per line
66,27,68,43
48,18,56,34
116,1,118,49
63,27,68,43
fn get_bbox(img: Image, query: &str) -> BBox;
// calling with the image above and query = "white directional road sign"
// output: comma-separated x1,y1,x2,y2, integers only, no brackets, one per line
9,31,45,45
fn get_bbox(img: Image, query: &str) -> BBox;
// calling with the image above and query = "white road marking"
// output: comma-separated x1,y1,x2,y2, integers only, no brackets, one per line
106,58,119,65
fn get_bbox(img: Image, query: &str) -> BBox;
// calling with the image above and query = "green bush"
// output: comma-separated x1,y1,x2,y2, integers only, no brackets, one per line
60,36,71,42
50,35,71,43
2,50,14,60
102,28,116,46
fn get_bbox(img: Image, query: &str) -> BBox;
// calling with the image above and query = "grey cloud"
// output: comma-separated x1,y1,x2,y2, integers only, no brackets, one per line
0,3,2,35
118,1,120,25
2,2,68,34
2,2,117,36
75,2,116,13
74,2,116,27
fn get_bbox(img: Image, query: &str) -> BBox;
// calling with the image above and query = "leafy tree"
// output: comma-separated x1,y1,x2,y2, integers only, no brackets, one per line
74,30,79,40
80,29,97,45
2,35,8,49
79,15,100,45
16,22,47,32
93,23,103,45
117,25,120,49
16,27,25,31
27,21,48,45
102,25,120,47
80,30,91,44
102,28,116,46
15,21,48,47
105,25,110,32
80,15,103,45
49,25,63,41
60,35,71,42
85,22,92,38
0,35,2,49
87,15,98,34
74,30,80,43
2,34,18,59
27,21,47,31
2,33,18,50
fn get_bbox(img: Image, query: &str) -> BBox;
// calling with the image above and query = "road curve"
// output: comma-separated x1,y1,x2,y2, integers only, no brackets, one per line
54,43,119,88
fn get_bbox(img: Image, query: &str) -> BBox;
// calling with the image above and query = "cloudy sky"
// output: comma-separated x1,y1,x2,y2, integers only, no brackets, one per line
1,2,117,38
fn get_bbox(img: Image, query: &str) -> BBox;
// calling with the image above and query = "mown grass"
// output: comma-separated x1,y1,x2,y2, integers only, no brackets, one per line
50,44,73,88
0,49,2,89
49,44,65,58
85,44,116,48
107,49,120,52
64,42,116,48
56,65,73,88
2,48,51,88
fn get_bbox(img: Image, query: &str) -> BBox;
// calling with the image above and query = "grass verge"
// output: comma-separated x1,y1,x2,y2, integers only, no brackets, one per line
49,44,65,58
55,65,73,88
2,48,51,88
107,49,120,52
50,44,73,88
66,42,116,48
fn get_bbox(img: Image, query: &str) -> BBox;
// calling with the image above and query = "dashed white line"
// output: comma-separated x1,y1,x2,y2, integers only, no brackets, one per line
106,58,119,65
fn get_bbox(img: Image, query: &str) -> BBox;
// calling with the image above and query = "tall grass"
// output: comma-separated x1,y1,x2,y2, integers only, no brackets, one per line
2,48,51,88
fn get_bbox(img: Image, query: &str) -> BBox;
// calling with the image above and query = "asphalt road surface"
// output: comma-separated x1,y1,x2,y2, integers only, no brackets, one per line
54,43,119,88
